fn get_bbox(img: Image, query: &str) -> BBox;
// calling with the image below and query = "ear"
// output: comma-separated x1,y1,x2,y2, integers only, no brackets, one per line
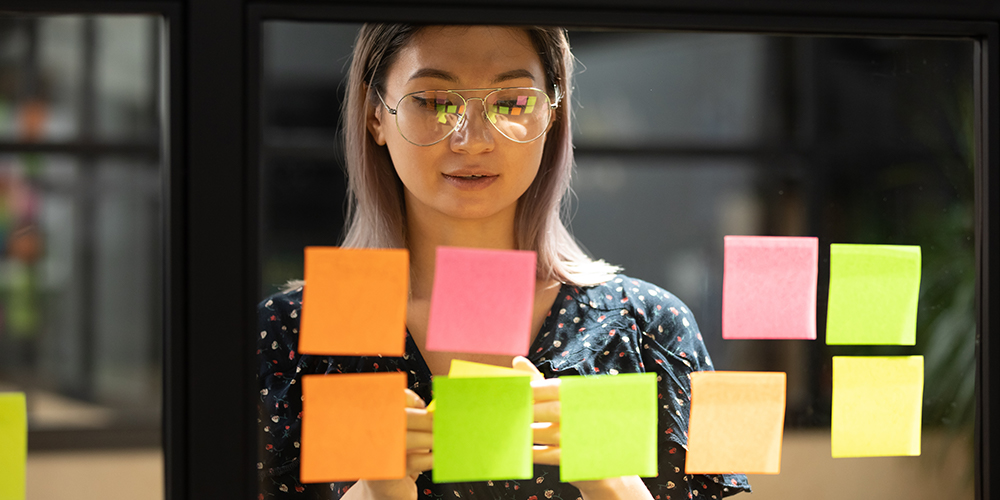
366,91,388,146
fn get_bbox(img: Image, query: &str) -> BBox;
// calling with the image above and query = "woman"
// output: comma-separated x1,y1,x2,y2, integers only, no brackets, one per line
259,24,750,500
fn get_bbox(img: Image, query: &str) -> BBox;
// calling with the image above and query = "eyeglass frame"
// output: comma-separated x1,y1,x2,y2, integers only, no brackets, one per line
374,86,562,146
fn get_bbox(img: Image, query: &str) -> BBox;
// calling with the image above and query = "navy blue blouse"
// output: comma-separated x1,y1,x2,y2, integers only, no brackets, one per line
258,274,751,499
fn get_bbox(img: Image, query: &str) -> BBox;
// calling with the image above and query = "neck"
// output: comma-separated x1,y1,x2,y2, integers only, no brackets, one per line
406,194,519,300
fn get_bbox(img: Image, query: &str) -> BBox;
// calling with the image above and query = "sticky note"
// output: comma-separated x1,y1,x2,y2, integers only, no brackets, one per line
0,393,26,500
299,247,408,356
426,247,536,356
826,244,921,345
449,359,523,377
560,373,657,481
722,235,818,340
516,95,527,106
831,356,923,457
685,372,786,474
432,375,533,482
425,361,525,411
300,372,407,482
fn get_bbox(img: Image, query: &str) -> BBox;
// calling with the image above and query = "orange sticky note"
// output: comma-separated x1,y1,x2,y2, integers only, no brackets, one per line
300,372,407,483
686,371,786,474
300,247,408,356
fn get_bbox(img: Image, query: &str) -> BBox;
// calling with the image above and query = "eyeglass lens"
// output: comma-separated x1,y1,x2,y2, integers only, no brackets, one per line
395,89,551,145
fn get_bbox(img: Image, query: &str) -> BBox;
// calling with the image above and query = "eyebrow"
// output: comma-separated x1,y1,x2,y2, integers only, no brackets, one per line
407,68,537,85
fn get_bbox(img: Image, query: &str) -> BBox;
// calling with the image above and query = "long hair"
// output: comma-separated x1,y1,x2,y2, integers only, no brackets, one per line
341,24,620,286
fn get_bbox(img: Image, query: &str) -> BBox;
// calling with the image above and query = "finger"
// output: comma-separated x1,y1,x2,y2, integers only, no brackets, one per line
531,422,560,446
406,430,433,451
534,400,560,423
532,445,560,466
532,377,561,402
512,356,545,381
406,407,433,432
407,451,433,476
405,388,426,409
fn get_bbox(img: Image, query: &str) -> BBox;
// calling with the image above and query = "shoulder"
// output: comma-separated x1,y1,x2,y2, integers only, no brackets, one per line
572,274,694,328
258,286,303,326
257,286,303,354
578,274,710,368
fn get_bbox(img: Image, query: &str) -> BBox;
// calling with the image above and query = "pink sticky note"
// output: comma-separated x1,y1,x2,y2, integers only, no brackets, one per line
426,247,536,355
722,235,818,340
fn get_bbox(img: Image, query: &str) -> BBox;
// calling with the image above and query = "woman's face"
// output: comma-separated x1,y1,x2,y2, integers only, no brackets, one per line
368,26,550,225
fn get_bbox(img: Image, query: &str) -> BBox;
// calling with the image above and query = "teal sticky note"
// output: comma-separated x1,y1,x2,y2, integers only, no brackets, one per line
831,356,923,457
826,244,921,345
432,376,532,482
0,392,27,500
560,373,658,481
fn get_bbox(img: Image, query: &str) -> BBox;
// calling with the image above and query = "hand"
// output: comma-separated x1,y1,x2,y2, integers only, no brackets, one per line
345,389,432,500
511,356,561,466
511,358,653,500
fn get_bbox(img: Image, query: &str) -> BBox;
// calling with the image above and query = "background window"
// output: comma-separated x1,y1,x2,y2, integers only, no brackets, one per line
0,15,164,500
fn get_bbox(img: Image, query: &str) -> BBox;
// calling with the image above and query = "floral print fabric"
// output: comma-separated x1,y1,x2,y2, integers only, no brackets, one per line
258,275,750,499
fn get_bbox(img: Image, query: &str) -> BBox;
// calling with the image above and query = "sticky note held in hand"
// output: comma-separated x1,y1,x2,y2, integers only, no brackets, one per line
560,373,658,482
831,356,923,458
449,359,523,377
300,372,407,483
426,247,537,356
300,247,408,356
685,371,786,474
722,235,818,340
432,375,533,482
0,392,26,500
826,244,921,345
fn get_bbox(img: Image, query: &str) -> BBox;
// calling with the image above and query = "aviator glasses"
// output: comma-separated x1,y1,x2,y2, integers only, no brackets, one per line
376,86,560,146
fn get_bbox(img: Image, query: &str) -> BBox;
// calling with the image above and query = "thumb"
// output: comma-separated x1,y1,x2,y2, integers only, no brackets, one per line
512,356,544,382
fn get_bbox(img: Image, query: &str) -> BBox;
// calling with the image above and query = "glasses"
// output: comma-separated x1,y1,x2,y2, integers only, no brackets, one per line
376,86,560,146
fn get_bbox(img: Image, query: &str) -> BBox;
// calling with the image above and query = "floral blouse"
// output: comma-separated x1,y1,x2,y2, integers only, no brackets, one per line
258,274,751,499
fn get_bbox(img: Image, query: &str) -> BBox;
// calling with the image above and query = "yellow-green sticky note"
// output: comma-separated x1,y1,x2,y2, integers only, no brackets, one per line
831,356,923,457
0,392,27,500
425,360,526,411
560,373,658,482
826,244,921,345
432,376,532,482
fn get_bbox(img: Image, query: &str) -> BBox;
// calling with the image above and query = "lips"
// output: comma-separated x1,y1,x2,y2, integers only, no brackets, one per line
443,169,498,179
441,171,499,190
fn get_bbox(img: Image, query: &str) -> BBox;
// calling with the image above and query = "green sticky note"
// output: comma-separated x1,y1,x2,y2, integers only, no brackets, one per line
831,356,923,458
826,244,921,345
0,393,27,500
560,373,658,481
432,376,532,482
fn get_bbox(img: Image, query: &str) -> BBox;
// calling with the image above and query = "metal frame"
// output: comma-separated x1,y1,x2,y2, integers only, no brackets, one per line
0,0,996,499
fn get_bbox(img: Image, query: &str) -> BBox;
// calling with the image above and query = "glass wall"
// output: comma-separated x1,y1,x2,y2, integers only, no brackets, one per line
257,23,974,499
0,15,164,500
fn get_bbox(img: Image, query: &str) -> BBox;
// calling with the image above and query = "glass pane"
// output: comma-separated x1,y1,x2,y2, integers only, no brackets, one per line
257,23,975,499
0,14,164,500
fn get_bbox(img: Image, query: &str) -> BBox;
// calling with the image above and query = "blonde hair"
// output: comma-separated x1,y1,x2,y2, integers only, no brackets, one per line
340,24,619,286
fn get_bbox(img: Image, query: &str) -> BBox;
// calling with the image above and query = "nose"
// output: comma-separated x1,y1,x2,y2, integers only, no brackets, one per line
449,98,495,154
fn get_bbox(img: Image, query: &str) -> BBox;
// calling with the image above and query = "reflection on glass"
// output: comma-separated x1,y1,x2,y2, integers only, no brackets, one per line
0,14,163,500
259,23,975,499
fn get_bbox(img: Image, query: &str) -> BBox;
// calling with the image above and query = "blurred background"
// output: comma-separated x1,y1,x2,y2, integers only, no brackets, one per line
0,15,164,499
258,24,975,499
0,14,973,500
